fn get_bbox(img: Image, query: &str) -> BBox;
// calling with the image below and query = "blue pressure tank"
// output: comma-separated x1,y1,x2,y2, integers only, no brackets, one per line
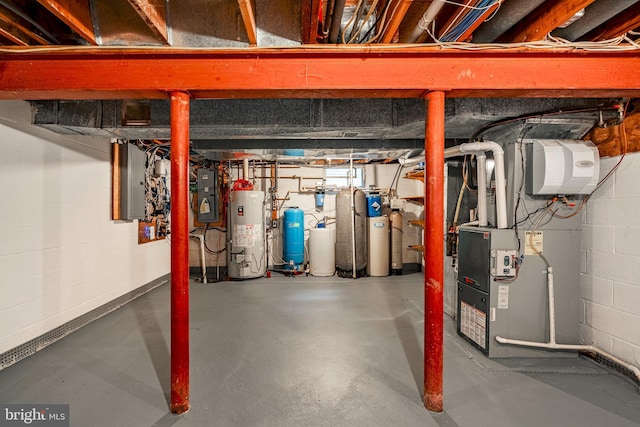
283,207,305,269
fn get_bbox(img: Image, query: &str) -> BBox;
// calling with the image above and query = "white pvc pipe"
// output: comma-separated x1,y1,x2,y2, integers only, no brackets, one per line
496,267,640,384
189,234,208,284
476,153,488,227
444,141,507,229
408,0,445,42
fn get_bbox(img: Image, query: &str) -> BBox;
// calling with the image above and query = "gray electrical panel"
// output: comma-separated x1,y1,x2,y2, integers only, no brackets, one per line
119,143,146,220
196,168,219,223
457,226,580,358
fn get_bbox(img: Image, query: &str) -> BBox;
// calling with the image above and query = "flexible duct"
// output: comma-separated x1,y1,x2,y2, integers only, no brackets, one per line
444,141,507,229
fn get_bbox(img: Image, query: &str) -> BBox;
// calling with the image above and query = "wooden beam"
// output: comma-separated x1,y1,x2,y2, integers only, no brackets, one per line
125,0,169,44
35,0,97,45
0,47,639,100
237,0,257,46
581,2,640,41
301,0,322,44
0,20,29,45
502,0,597,42
0,10,50,45
381,0,413,43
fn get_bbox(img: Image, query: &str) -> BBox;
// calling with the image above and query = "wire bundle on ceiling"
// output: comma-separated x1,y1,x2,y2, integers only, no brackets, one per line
439,0,502,42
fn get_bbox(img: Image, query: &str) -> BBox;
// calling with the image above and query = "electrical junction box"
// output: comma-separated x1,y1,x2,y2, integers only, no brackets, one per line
525,139,599,195
197,169,219,223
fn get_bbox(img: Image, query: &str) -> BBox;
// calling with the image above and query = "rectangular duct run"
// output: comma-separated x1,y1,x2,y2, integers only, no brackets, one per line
0,275,169,371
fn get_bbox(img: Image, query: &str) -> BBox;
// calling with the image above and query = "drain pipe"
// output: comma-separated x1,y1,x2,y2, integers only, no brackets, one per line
407,0,446,42
189,234,208,284
496,266,640,384
444,141,507,229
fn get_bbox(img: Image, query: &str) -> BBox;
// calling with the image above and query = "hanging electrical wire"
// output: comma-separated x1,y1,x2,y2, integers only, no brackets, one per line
439,0,502,42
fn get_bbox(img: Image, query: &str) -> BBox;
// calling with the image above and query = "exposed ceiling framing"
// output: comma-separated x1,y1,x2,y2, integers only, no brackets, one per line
0,0,637,159
0,0,636,47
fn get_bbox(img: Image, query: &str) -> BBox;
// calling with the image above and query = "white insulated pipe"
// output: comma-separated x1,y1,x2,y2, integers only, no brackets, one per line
408,0,446,42
496,266,640,384
476,153,488,227
444,141,507,229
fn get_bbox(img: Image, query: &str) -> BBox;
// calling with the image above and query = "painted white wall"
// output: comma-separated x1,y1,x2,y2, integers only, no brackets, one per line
0,101,171,354
581,152,640,368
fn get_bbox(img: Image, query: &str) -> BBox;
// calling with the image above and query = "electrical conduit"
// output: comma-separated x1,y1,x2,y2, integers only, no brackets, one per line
407,0,446,42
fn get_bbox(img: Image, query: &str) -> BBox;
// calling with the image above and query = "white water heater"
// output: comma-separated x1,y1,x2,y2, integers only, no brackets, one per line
227,190,266,279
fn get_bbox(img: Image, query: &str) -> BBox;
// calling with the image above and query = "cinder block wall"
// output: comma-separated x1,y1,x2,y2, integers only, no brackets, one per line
581,152,640,366
0,101,171,354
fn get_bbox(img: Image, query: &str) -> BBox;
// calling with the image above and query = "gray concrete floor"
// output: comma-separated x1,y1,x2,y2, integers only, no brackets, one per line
1,273,640,426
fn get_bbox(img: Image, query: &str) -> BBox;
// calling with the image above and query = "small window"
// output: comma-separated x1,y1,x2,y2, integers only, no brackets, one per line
325,167,364,188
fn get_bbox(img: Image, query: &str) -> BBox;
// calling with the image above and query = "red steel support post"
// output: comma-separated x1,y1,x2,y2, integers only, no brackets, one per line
424,90,445,412
170,91,191,414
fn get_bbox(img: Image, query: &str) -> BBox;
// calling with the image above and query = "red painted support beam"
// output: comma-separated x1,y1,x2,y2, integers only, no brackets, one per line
424,90,445,412
0,48,639,99
170,91,191,415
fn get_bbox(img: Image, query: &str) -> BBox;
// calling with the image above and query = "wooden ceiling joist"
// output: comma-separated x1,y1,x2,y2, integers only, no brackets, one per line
581,2,640,41
35,0,97,45
237,0,257,46
0,10,49,44
0,21,29,46
381,0,413,43
0,47,639,100
125,0,169,44
502,0,597,43
302,0,322,44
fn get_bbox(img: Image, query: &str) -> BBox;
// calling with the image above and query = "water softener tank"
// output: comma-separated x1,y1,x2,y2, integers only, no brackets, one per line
389,209,403,275
309,227,335,276
283,207,305,270
228,190,266,279
336,188,367,278
367,216,389,277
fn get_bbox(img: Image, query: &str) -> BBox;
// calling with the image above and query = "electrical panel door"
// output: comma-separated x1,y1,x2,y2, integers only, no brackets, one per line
119,143,146,220
197,169,219,223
